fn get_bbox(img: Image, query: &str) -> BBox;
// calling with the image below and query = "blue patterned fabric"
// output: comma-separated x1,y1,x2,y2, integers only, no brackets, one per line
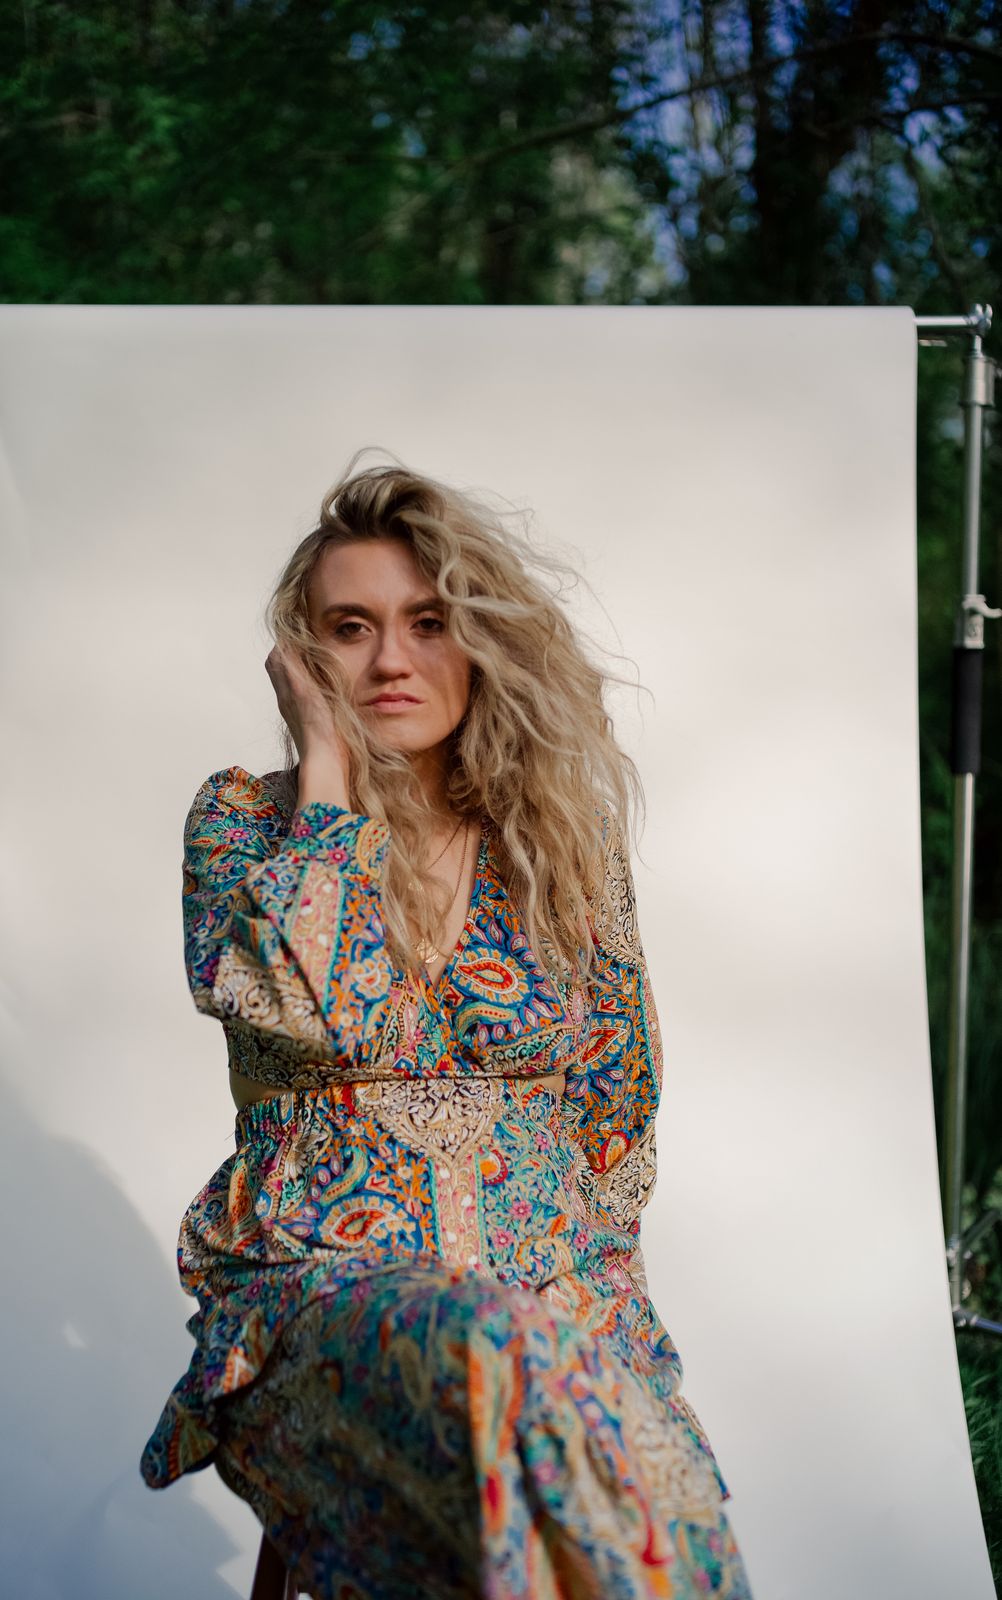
139,766,754,1598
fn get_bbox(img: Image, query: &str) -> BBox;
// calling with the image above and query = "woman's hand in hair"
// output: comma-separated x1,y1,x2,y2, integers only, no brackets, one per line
265,642,350,799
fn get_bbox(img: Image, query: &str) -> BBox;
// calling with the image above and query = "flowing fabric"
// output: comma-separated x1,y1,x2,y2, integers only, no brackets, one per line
139,766,753,1598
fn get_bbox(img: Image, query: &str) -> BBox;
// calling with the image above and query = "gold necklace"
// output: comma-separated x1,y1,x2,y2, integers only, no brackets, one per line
415,819,472,964
426,812,465,869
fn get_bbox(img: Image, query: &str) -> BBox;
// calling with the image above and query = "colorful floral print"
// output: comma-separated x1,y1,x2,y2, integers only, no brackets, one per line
139,767,753,1598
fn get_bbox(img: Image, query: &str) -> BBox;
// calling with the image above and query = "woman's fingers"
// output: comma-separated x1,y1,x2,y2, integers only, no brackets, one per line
265,641,346,761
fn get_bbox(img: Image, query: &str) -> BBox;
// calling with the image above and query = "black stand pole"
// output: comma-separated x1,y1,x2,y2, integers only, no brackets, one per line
915,303,1002,1338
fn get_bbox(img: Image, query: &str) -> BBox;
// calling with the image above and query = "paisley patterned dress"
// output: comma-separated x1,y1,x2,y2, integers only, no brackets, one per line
139,765,753,1599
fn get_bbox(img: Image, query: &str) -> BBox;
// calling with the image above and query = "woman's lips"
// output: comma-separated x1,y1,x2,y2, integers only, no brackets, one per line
368,696,422,712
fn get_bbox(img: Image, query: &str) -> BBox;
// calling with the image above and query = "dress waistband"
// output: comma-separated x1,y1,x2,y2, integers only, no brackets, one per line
234,1074,563,1147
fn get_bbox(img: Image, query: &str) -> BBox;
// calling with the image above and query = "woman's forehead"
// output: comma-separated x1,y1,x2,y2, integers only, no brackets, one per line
310,538,433,608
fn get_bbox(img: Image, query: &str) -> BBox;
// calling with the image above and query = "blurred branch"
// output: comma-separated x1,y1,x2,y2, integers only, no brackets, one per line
892,122,972,303
344,22,1001,255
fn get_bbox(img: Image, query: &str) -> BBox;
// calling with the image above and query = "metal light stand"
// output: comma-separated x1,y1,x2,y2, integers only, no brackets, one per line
915,302,1002,1338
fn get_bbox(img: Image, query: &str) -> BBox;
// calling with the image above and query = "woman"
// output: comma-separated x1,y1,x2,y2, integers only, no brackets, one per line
140,452,753,1599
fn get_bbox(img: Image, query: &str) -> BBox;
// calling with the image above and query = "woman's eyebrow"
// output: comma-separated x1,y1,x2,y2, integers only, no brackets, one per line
320,597,444,620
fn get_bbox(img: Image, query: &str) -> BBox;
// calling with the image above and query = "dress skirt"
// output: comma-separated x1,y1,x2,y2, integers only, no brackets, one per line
140,1077,753,1600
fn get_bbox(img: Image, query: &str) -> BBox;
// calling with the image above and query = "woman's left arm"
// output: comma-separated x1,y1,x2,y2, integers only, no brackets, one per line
560,816,664,1239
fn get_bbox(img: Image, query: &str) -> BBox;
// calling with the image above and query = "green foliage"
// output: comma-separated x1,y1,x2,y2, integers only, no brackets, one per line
0,0,670,303
958,1166,1002,1584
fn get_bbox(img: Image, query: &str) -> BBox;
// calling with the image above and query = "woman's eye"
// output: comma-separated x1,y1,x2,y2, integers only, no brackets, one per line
332,616,444,640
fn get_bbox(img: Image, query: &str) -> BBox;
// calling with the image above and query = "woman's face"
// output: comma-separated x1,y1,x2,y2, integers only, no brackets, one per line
307,538,473,759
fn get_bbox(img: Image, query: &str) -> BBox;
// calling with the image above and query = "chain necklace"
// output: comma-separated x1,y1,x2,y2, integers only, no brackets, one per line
426,812,465,869
414,818,473,964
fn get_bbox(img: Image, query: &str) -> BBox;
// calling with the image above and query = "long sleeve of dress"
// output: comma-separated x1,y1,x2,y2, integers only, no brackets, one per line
182,764,396,1069
560,816,664,1240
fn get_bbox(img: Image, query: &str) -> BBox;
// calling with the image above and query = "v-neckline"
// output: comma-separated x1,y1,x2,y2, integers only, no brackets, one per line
421,816,490,1002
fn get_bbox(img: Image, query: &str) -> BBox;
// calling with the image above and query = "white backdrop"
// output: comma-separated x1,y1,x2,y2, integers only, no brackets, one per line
0,305,992,1599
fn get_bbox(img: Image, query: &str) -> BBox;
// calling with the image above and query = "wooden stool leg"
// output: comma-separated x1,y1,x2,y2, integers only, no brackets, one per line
250,1531,299,1599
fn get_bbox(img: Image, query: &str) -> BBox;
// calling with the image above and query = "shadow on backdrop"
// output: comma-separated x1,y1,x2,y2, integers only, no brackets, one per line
0,1073,241,1599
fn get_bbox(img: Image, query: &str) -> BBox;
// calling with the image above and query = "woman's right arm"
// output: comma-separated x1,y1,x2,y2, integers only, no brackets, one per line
183,763,396,1068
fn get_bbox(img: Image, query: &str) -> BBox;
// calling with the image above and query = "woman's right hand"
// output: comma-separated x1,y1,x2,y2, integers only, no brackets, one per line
265,641,349,772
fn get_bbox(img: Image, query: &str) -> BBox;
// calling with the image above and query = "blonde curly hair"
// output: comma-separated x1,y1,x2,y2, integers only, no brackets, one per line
266,446,649,987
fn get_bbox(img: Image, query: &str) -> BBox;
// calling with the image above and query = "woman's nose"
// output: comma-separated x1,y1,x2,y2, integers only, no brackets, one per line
371,627,413,674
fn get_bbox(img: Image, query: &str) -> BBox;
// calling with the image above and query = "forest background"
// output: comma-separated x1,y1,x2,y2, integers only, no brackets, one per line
3,0,1000,1584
